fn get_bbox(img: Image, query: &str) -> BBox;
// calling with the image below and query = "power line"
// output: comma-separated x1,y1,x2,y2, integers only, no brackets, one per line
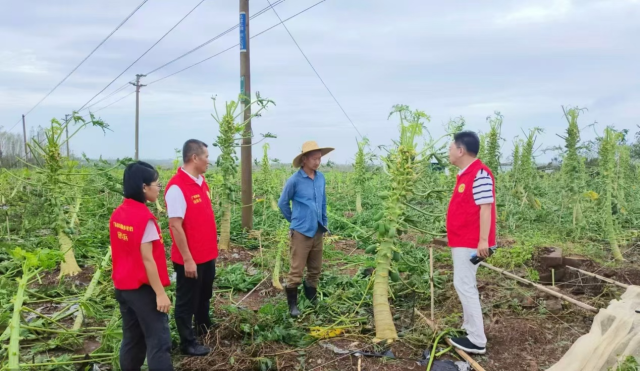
145,0,286,76
7,117,22,133
265,0,362,138
22,0,150,119
77,0,208,111
82,82,131,111
82,0,274,112
147,0,327,86
82,90,136,119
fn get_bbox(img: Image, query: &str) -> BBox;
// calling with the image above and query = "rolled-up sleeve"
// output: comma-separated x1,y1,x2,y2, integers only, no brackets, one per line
278,178,295,222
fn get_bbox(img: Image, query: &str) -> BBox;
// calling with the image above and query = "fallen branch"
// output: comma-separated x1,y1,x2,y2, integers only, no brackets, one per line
480,262,598,313
565,266,629,289
236,274,270,307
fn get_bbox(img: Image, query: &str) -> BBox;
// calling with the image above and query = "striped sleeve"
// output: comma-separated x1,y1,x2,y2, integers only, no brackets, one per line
473,169,494,205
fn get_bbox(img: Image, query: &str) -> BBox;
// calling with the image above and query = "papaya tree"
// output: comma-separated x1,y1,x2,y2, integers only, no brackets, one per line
510,138,522,184
515,127,543,209
24,114,108,276
211,93,274,250
484,112,503,175
354,137,372,214
371,104,441,342
598,127,624,261
257,143,278,212
560,106,586,226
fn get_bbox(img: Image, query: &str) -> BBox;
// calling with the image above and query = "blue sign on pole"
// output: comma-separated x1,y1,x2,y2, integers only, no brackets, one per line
239,12,247,52
240,76,245,96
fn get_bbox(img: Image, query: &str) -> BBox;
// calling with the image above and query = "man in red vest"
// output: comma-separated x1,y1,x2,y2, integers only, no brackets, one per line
446,131,496,355
165,139,218,357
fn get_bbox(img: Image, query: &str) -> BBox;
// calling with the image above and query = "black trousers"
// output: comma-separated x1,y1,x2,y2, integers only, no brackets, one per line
173,259,216,347
115,285,173,371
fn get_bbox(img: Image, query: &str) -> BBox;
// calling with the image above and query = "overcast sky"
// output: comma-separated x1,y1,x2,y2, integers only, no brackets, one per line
1,0,638,165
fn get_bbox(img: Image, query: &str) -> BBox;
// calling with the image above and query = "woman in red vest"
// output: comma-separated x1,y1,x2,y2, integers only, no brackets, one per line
109,161,173,370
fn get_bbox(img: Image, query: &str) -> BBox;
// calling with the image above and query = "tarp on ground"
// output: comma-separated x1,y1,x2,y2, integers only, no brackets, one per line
547,285,640,371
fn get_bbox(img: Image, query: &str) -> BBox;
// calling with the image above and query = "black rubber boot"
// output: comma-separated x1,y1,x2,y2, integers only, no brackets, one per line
285,287,301,317
303,281,317,305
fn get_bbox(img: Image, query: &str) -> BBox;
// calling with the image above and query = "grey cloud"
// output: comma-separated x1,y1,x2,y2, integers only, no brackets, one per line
0,0,638,164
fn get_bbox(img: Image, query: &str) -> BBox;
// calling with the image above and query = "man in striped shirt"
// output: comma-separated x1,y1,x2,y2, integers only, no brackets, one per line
445,131,497,355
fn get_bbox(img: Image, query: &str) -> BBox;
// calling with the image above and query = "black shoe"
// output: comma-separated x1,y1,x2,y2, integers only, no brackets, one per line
449,336,486,355
181,343,211,357
285,287,301,317
303,281,317,304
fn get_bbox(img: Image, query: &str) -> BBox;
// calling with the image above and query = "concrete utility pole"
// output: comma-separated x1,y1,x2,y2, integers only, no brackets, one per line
22,114,28,160
240,0,253,230
64,114,70,158
130,74,146,161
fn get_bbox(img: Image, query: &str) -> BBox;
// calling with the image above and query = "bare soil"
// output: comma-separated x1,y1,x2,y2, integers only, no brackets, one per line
32,265,96,288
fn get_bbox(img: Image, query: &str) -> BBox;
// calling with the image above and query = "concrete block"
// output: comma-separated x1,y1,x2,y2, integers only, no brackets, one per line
540,247,563,268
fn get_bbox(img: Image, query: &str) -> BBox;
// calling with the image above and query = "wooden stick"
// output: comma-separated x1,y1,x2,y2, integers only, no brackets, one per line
236,273,270,306
414,309,486,371
565,266,630,289
479,262,598,313
430,246,435,321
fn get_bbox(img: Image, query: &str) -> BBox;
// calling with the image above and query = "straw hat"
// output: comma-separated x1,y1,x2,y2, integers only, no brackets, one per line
292,141,334,168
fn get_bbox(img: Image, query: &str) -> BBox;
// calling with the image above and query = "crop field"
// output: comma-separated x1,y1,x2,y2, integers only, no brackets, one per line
1,104,639,371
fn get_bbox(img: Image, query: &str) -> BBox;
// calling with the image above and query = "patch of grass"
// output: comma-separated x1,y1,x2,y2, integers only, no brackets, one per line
216,263,264,292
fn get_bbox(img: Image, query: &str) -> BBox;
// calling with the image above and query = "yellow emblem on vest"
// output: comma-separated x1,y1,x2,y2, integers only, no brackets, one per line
458,184,466,193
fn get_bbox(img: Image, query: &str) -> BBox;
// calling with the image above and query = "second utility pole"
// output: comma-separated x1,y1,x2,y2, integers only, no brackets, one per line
131,74,146,161
240,0,253,230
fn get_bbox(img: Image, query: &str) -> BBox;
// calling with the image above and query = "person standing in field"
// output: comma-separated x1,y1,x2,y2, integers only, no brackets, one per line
109,161,173,370
278,141,333,317
446,131,495,355
165,139,218,357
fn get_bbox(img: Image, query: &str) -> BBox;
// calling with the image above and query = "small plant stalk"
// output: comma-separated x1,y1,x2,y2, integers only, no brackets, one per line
8,265,38,369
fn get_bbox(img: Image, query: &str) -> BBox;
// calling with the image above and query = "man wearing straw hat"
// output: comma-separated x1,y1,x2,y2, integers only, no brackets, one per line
278,140,334,317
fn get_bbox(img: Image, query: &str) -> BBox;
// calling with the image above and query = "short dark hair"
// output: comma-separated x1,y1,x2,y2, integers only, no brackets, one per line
453,131,480,157
183,139,208,163
123,161,159,203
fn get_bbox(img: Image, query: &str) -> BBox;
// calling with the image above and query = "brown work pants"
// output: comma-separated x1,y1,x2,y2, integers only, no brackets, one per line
287,230,323,288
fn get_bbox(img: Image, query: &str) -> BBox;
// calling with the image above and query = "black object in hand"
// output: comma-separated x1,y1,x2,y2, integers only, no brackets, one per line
470,246,497,265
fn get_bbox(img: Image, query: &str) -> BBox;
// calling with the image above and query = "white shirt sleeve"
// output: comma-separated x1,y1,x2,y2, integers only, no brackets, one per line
165,185,187,219
141,219,160,243
473,169,495,205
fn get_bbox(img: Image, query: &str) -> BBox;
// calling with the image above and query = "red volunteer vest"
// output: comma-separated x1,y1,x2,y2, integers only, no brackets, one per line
165,169,218,265
446,159,497,248
109,198,170,290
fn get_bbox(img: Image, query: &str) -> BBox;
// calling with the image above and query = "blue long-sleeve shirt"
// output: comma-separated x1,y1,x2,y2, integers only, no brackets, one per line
278,169,328,237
